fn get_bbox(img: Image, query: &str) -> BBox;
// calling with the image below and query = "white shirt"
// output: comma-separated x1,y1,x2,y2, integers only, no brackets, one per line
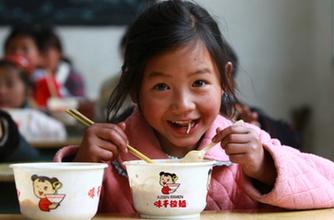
6,108,67,142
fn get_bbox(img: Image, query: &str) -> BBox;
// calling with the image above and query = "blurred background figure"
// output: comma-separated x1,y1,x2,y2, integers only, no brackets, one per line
3,24,42,72
3,23,92,123
95,28,133,122
3,24,87,103
0,54,35,108
3,23,60,110
223,42,306,149
0,54,67,142
35,25,95,121
34,25,86,107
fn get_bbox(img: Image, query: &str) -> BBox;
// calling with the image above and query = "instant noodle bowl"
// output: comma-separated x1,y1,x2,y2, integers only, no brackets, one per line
10,162,107,220
124,159,215,219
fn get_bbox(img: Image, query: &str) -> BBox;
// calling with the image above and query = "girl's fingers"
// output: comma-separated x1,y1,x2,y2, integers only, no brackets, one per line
118,122,126,131
91,144,115,162
88,124,128,153
227,153,248,164
76,139,114,162
93,137,122,156
214,125,249,144
79,133,125,162
221,132,251,146
99,123,128,143
222,131,260,154
212,127,223,143
223,143,249,155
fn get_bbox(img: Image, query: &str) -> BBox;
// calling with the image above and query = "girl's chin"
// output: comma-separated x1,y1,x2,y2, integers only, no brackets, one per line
168,137,201,149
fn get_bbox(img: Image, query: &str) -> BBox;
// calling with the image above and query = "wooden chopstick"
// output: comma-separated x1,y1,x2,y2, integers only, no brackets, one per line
65,109,94,127
65,109,154,163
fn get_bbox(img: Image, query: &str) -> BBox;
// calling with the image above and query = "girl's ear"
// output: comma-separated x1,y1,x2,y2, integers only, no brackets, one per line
224,61,234,79
224,61,235,90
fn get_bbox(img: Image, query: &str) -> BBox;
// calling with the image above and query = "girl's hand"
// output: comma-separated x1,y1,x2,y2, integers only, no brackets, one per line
235,103,260,127
74,122,128,162
212,123,276,186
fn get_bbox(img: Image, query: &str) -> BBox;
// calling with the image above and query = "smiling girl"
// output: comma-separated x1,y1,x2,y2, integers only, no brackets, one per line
55,0,334,214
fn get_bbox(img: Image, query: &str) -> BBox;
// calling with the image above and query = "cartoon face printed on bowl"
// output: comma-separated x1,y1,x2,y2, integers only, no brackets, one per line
31,174,66,212
159,171,180,195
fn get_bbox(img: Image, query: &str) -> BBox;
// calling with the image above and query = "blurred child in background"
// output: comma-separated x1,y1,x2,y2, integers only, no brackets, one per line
3,24,62,110
0,54,66,142
3,24,42,71
35,26,86,107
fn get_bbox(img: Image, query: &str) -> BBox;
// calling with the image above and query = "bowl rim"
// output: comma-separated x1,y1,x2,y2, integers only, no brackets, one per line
123,159,216,167
9,162,108,170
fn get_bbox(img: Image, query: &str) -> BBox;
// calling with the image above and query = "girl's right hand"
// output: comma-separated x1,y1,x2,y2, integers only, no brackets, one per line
73,122,129,162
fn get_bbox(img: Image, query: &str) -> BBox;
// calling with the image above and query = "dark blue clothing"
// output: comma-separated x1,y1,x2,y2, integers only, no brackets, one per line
0,110,39,162
252,107,303,150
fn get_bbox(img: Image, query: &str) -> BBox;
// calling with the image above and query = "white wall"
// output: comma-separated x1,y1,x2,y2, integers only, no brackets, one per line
59,27,126,99
0,0,333,160
204,0,314,119
311,0,334,159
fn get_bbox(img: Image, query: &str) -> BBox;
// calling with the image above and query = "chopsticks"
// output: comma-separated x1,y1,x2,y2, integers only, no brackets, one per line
65,109,154,163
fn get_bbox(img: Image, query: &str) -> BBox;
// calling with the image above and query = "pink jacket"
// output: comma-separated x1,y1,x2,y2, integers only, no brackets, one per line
54,109,334,213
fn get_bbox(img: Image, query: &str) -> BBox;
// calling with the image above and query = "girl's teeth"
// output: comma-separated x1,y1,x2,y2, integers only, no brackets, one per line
174,121,190,125
171,120,195,134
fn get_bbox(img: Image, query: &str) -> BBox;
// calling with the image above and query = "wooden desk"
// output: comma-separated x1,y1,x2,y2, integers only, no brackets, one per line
30,137,81,149
0,163,13,182
0,164,18,213
1,209,334,220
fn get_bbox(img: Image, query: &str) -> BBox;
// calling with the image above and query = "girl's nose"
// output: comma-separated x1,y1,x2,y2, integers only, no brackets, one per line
170,90,195,113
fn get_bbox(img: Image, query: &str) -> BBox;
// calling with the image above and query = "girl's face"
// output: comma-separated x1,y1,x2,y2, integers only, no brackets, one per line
41,47,62,73
139,41,222,157
5,36,41,68
32,179,56,199
0,66,27,108
160,175,173,186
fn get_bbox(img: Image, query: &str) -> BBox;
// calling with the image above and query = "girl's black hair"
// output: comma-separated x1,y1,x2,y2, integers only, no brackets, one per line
107,0,237,122
3,24,40,53
0,60,32,88
35,25,63,54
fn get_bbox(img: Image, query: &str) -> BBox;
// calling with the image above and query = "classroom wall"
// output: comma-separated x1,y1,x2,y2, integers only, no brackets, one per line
0,0,333,160
311,0,334,159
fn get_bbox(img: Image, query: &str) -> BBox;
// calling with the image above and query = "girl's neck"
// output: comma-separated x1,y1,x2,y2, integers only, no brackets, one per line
156,131,201,158
160,144,193,158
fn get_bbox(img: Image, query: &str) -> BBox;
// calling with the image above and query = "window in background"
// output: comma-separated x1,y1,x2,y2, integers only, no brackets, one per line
0,0,154,26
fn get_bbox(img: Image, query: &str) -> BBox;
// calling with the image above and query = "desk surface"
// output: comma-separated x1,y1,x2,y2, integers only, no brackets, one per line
0,163,13,182
30,137,81,149
1,209,334,220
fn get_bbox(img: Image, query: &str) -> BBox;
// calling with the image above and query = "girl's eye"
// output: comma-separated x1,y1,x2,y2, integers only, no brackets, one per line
44,186,48,190
192,80,207,87
153,83,169,91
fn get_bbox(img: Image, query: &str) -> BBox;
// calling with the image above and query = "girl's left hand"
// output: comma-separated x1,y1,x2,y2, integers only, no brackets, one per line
212,123,276,186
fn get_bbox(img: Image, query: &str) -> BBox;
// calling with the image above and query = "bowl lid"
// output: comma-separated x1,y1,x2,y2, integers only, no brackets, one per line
10,162,108,170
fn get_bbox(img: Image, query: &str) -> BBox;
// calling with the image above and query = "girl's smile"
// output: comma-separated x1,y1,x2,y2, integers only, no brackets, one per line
168,119,198,135
139,40,223,157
